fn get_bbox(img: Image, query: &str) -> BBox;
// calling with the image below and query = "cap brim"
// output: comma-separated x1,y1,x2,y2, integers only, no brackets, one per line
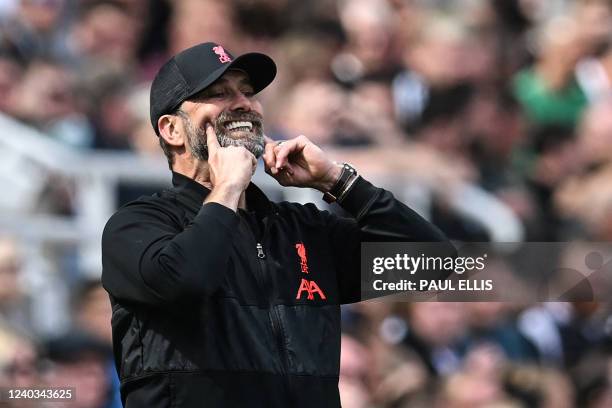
186,52,276,100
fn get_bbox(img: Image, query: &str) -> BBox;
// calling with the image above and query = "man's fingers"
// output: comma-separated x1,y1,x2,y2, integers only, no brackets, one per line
263,137,277,173
275,136,306,169
206,123,219,154
274,141,293,168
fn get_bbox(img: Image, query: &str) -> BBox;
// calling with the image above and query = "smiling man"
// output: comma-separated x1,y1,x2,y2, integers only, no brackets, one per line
101,42,450,407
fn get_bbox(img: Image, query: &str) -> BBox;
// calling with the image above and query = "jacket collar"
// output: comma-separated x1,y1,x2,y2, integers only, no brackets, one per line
171,171,274,215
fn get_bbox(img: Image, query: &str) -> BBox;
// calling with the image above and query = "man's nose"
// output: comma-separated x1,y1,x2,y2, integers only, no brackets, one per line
230,92,252,112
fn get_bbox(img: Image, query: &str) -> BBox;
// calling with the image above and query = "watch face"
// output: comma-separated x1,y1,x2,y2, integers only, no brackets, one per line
323,192,336,204
323,162,358,204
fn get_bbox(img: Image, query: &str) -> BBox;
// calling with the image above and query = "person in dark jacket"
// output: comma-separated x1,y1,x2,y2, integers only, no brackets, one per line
101,42,451,407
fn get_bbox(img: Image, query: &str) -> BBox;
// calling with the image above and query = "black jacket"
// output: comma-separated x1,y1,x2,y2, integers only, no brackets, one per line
102,172,449,407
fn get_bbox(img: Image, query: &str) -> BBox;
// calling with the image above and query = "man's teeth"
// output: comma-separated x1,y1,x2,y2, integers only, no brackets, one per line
226,121,253,131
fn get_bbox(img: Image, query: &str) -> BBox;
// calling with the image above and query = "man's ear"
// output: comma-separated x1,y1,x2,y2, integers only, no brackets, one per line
158,114,185,147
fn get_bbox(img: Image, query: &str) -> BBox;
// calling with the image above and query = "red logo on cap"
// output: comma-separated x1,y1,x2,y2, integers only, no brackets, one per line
213,46,232,63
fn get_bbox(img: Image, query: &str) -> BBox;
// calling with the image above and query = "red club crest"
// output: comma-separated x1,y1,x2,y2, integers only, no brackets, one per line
212,46,232,63
295,243,308,274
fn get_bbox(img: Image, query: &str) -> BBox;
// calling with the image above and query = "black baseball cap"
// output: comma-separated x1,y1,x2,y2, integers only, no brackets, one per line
150,42,276,135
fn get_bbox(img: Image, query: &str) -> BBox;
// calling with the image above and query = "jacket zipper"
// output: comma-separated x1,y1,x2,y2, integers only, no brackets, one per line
255,241,291,378
240,213,291,379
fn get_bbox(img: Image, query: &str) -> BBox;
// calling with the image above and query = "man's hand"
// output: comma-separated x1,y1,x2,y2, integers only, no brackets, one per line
204,123,257,210
263,135,341,192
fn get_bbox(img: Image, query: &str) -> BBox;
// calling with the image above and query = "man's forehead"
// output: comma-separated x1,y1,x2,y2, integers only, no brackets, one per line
210,69,252,86
185,69,253,102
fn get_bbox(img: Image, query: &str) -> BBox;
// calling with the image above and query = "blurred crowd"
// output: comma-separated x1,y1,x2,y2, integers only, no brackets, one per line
2,0,612,407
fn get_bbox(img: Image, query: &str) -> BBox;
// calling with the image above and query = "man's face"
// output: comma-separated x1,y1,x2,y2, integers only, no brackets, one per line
178,70,265,160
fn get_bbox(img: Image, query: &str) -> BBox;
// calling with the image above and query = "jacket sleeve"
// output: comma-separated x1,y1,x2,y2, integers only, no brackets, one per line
101,199,239,305
324,177,454,304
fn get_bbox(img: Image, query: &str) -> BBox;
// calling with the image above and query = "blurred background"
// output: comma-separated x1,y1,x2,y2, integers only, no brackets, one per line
1,0,612,407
